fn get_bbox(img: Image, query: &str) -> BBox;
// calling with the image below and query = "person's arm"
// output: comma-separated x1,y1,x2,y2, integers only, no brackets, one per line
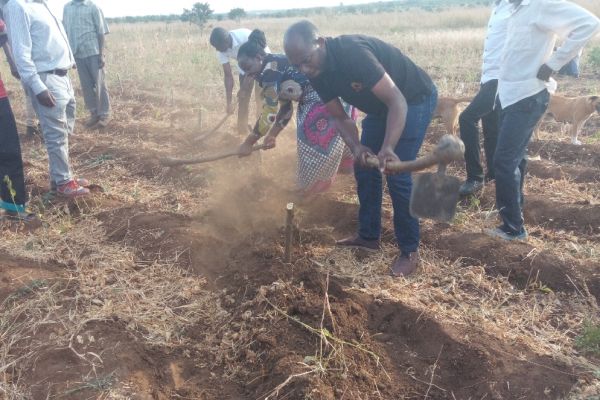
535,0,600,79
98,34,105,67
239,80,280,156
345,44,407,169
223,63,235,113
324,98,376,166
4,3,55,107
2,41,20,79
263,100,294,148
1,30,19,79
370,73,408,170
93,5,109,68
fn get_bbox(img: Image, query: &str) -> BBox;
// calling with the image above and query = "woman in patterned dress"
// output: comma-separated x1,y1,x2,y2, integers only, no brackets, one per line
237,29,355,196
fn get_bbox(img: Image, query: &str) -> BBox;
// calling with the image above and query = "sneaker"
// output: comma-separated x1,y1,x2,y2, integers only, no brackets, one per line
96,115,111,129
459,180,484,196
484,226,528,241
56,180,90,198
391,251,420,277
335,234,381,252
51,178,90,191
85,116,100,128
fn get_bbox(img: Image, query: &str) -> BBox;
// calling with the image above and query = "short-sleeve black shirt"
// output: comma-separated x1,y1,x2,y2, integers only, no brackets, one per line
310,35,434,116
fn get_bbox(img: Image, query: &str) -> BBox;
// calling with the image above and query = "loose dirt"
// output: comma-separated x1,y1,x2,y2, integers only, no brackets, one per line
2,76,599,399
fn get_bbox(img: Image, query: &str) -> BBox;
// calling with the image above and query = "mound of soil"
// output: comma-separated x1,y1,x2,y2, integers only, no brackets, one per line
528,159,600,183
426,231,600,301
0,256,60,302
524,196,600,236
529,140,600,168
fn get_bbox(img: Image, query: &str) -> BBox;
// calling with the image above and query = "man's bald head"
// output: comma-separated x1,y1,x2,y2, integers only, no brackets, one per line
284,20,319,49
284,20,327,79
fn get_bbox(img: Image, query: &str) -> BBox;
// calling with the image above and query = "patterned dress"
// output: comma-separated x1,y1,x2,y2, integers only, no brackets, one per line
253,54,355,195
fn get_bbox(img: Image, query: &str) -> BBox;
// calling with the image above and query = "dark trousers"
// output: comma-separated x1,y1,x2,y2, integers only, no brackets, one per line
355,87,437,253
558,56,580,78
495,89,549,235
458,79,499,182
0,97,27,208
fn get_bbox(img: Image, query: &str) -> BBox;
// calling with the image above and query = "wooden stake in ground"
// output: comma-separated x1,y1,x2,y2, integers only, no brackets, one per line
284,203,295,263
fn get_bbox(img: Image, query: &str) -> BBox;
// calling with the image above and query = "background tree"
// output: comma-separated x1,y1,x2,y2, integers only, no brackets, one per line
181,2,213,29
228,8,247,22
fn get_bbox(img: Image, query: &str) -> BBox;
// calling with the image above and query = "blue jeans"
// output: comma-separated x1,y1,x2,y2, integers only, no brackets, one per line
355,87,437,253
558,56,580,78
495,89,549,235
459,79,499,182
27,73,76,186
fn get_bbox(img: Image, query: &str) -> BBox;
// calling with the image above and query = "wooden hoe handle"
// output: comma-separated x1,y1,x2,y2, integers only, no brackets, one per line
365,135,465,173
161,144,267,166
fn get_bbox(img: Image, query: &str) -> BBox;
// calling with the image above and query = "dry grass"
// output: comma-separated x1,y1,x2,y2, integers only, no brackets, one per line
1,2,600,398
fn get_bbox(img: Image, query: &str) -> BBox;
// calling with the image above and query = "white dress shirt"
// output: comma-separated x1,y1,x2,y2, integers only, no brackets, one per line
498,0,600,108
4,0,74,95
216,28,271,75
480,1,511,84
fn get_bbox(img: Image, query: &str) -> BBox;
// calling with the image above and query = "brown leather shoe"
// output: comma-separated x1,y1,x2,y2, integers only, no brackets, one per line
391,251,419,277
335,234,380,252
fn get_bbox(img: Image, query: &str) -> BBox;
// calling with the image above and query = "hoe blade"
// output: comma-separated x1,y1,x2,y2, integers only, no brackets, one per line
410,172,461,222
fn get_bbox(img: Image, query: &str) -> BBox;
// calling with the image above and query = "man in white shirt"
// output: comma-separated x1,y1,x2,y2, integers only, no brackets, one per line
210,27,268,134
3,0,89,198
487,0,599,241
458,0,510,196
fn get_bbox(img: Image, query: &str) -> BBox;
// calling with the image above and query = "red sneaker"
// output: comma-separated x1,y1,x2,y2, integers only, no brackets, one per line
75,178,90,187
57,180,90,198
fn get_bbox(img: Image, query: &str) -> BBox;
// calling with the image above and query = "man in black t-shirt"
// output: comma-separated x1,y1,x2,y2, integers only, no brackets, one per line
284,21,438,277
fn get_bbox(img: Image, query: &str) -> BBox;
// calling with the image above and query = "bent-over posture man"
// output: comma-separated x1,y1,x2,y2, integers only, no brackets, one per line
209,27,269,135
284,21,437,277
63,0,111,129
4,0,89,198
487,0,599,241
458,0,510,196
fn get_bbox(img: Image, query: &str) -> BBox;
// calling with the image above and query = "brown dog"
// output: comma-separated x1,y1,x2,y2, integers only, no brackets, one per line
534,94,600,145
433,97,472,135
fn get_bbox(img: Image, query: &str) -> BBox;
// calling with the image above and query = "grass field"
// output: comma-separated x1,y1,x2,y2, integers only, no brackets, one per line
1,3,600,399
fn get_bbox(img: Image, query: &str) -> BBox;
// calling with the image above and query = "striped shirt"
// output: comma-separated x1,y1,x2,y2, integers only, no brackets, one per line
63,0,109,59
3,0,74,95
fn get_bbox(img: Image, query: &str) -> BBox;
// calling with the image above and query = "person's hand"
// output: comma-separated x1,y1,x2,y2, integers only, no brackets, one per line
263,134,277,149
99,54,105,69
377,146,401,173
10,68,20,80
536,64,554,82
238,141,255,157
352,143,376,167
36,90,56,108
226,102,235,115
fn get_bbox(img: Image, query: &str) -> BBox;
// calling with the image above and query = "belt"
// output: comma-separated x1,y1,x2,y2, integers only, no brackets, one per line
42,69,69,77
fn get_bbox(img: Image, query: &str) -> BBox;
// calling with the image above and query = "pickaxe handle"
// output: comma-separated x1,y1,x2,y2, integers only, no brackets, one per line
161,144,267,167
365,135,464,174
